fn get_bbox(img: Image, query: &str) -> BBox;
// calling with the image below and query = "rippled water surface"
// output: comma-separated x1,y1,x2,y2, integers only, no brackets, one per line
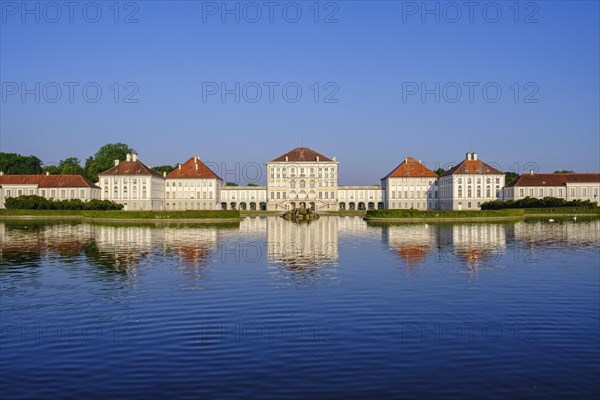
1,217,599,399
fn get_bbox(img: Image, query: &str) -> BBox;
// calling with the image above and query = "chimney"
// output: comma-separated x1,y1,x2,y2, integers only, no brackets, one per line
46,171,49,176
114,160,119,166
530,169,534,175
333,156,337,161
285,156,288,162
195,163,198,170
405,158,408,163
126,153,131,162
466,153,471,160
132,153,138,162
163,172,166,177
0,171,3,176
178,164,182,170
418,159,422,164
317,156,320,162
472,153,478,161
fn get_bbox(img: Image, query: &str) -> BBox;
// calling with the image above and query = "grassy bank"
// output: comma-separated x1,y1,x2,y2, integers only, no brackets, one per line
321,210,368,216
365,207,599,222
0,209,241,221
523,207,600,215
366,209,525,219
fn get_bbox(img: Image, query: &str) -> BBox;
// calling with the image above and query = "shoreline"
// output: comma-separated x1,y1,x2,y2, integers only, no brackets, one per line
0,215,242,223
364,213,599,223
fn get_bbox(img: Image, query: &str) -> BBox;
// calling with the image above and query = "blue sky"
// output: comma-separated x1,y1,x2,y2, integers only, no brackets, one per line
1,0,599,184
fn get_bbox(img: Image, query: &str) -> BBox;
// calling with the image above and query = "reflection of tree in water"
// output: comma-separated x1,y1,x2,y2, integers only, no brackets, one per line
0,221,92,267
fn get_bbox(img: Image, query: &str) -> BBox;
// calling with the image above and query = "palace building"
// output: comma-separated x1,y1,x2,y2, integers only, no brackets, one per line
2,147,598,211
266,147,339,212
0,172,100,208
99,153,165,211
381,157,439,210
502,172,600,205
437,153,505,210
165,156,222,210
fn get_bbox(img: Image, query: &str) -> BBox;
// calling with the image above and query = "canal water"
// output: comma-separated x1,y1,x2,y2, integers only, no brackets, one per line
1,217,598,399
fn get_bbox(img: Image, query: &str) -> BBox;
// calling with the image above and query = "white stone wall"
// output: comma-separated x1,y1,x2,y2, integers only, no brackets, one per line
337,186,383,210
438,173,505,210
502,182,599,205
265,160,339,211
220,186,267,210
100,174,165,211
0,183,100,209
165,178,220,210
381,177,437,210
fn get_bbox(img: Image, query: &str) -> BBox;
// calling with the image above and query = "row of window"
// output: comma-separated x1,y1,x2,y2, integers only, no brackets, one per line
166,202,215,210
389,180,435,187
457,187,500,198
166,181,214,188
270,180,336,188
388,202,429,209
390,191,431,199
166,192,214,199
3,188,93,199
517,187,599,198
270,166,336,173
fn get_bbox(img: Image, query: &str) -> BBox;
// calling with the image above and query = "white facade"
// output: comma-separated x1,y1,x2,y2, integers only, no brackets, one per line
0,172,100,209
438,153,505,210
266,148,339,212
99,153,165,211
502,173,600,205
337,186,383,210
165,156,222,210
220,186,267,210
383,177,437,210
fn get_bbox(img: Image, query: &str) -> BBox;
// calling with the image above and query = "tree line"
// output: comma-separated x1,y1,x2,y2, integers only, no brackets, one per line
0,143,177,182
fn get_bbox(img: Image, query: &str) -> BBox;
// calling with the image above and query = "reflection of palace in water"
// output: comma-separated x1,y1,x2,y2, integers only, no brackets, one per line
437,224,508,267
383,224,436,266
513,219,600,246
266,216,339,267
1,218,598,274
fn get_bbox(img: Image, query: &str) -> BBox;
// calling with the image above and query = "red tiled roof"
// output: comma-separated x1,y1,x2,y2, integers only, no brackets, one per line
272,147,333,162
506,173,600,187
0,174,99,188
442,159,502,176
166,157,222,180
383,157,437,179
100,159,163,178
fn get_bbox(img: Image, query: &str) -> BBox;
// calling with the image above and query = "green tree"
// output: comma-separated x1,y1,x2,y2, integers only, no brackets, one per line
153,164,176,175
434,168,445,176
0,153,43,174
504,172,519,184
554,170,574,174
247,183,258,187
42,165,61,175
84,143,133,182
58,157,85,175
225,182,239,186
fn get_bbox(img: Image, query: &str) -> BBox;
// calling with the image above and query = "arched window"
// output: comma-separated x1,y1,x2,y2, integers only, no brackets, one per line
300,180,306,189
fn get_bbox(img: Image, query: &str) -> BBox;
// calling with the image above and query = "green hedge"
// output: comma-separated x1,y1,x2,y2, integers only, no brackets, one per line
366,209,525,218
0,209,240,219
481,197,597,210
5,195,123,210
524,208,600,215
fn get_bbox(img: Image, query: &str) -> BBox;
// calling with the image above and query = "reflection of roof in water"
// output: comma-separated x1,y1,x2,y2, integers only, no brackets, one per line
391,245,431,266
